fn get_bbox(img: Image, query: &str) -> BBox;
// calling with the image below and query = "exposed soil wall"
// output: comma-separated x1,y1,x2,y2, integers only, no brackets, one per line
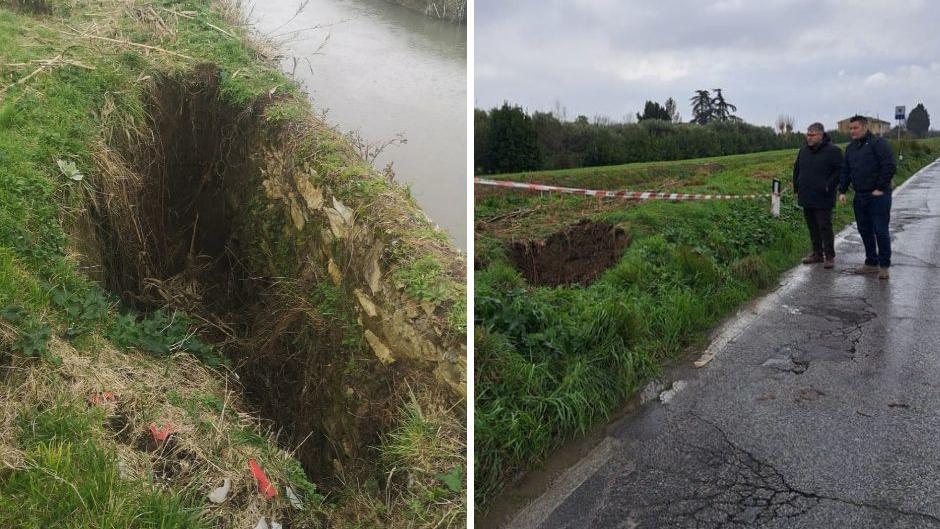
86,64,465,484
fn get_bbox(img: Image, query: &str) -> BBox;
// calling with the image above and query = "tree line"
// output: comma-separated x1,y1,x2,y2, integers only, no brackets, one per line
475,100,806,174
475,92,934,175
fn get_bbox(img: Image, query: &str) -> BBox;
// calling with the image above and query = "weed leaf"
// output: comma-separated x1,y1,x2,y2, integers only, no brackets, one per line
56,159,83,181
436,466,463,493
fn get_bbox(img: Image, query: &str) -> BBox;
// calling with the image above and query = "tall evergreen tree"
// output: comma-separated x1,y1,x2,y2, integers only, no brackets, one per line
908,103,930,138
482,103,541,174
531,111,566,169
711,88,738,121
636,100,671,121
690,90,713,125
474,108,492,173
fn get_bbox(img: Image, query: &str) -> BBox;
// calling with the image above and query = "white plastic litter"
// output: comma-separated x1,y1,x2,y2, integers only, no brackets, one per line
208,478,230,504
286,486,303,510
271,522,282,529
253,517,268,529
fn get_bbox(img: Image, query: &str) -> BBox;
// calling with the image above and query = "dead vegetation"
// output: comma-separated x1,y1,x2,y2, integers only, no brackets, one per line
0,335,312,528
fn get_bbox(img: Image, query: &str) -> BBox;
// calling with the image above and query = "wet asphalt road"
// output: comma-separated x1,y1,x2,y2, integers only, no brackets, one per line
521,159,940,529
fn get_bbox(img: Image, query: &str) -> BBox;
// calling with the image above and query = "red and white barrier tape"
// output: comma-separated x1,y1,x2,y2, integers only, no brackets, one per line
474,178,771,201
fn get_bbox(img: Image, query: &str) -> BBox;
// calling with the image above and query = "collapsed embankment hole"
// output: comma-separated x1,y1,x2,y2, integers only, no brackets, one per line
100,66,249,311
88,65,387,487
508,219,630,286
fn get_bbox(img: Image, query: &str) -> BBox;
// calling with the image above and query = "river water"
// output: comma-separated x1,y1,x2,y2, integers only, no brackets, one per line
243,0,467,249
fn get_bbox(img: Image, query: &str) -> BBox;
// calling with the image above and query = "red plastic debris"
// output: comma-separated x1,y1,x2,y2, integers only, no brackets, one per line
249,459,277,498
149,422,176,443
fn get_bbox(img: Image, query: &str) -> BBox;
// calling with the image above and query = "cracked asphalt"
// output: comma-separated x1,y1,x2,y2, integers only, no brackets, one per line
521,159,940,529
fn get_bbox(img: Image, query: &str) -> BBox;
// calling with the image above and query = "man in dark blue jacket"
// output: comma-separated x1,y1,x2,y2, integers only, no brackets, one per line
793,122,843,269
838,115,896,280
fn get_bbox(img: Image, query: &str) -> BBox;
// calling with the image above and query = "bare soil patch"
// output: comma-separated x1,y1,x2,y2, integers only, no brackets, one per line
508,220,630,286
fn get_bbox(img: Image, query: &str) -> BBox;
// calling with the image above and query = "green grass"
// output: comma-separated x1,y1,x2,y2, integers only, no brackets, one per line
391,247,468,336
474,137,940,508
392,255,451,302
2,401,207,529
0,441,207,529
486,148,800,189
378,394,466,528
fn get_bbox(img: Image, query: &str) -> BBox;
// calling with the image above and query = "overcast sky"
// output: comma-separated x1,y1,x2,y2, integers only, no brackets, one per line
475,0,940,130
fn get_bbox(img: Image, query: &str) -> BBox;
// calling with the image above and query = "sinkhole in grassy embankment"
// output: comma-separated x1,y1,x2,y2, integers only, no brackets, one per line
83,65,466,525
88,66,378,481
508,220,630,287
0,1,465,527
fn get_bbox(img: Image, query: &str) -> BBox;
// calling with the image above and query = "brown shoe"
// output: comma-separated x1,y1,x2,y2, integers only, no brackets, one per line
853,264,880,275
823,258,834,269
802,253,823,264
879,267,889,280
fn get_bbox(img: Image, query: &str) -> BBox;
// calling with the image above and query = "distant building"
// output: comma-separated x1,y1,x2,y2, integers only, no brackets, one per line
837,116,892,136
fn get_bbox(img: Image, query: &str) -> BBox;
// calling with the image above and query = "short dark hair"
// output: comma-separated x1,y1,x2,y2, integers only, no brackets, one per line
849,115,869,125
807,122,825,133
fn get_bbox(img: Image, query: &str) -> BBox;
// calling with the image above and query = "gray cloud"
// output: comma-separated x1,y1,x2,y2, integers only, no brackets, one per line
475,0,940,130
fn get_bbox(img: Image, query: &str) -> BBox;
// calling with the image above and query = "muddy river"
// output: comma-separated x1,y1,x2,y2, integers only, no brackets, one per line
243,0,467,249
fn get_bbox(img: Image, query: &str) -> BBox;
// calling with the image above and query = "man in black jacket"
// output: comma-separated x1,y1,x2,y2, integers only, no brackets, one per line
838,115,897,280
793,122,843,269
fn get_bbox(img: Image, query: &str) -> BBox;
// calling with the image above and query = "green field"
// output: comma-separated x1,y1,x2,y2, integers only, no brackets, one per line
474,138,940,508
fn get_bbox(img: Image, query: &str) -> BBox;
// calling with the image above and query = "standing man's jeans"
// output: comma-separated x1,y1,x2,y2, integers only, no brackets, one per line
803,208,835,258
853,191,892,267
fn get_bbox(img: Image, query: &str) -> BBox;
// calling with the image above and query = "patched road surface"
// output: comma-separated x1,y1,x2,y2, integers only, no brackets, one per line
514,159,940,529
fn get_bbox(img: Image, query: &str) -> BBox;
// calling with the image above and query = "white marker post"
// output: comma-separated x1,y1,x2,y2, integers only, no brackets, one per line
771,179,781,217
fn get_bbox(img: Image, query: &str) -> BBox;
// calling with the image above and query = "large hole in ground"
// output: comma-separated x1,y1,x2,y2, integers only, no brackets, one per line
508,220,630,286
89,64,392,485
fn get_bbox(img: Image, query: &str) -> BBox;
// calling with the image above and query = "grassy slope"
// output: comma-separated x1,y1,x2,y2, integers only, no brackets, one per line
474,138,940,507
0,1,463,527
